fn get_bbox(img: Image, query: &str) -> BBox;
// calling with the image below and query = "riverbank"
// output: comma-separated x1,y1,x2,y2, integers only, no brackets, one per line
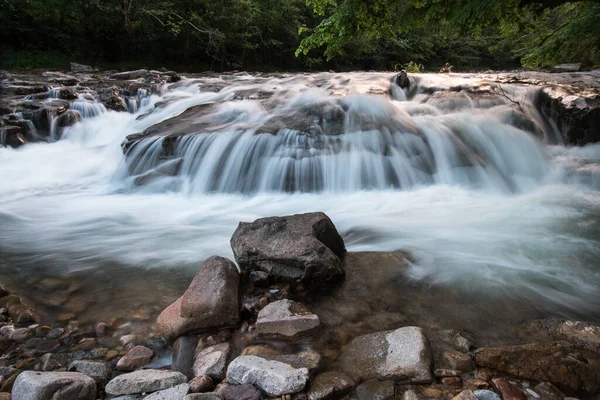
2,212,600,399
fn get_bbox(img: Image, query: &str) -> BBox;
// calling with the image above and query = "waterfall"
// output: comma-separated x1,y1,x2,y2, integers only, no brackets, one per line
1,72,599,318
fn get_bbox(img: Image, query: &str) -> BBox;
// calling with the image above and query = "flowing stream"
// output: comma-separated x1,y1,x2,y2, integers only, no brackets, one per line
1,72,599,323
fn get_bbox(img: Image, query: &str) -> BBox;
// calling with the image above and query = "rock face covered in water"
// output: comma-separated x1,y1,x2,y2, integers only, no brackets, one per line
231,212,346,283
339,326,433,383
157,256,240,341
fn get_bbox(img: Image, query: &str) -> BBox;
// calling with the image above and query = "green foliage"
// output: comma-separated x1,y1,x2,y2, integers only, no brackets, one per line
406,61,423,73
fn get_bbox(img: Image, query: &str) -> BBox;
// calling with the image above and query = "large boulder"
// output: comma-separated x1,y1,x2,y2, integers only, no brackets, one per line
230,212,346,283
474,341,600,394
105,369,187,396
11,371,96,400
226,355,309,397
339,326,433,383
157,256,239,342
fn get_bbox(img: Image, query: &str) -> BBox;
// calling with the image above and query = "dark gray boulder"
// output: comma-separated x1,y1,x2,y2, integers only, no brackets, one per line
230,212,345,283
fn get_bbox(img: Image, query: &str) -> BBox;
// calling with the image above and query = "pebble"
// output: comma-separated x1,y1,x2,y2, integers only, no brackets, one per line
9,328,31,342
474,390,502,400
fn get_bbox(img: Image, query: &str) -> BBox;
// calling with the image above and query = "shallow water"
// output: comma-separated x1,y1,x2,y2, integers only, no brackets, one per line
1,72,599,327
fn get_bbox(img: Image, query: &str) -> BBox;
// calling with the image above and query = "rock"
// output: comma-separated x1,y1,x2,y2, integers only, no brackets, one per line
0,285,9,298
0,296,39,326
132,158,183,186
95,322,110,337
39,353,67,371
492,378,524,400
263,349,321,370
157,256,239,342
452,333,474,353
184,394,222,400
99,87,127,112
173,336,200,379
242,345,281,357
46,328,65,340
116,345,154,370
249,271,269,285
68,360,110,384
452,390,478,400
527,319,600,354
307,371,354,400
110,70,149,80
226,355,309,397
442,377,463,388
9,328,31,342
532,382,564,400
11,371,96,400
355,379,395,400
105,369,187,396
395,71,410,89
230,212,346,283
0,393,9,400
441,352,475,372
70,63,94,73
256,300,320,339
0,367,18,379
144,383,190,400
339,326,433,383
188,375,213,393
474,341,600,394
553,63,581,73
434,369,461,377
402,389,419,400
218,383,261,400
193,342,232,381
473,390,501,400
1,373,18,393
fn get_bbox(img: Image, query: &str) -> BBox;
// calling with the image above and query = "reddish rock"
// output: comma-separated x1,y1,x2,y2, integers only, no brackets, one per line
452,390,477,400
442,377,463,388
189,375,213,393
116,345,154,370
492,378,525,400
475,341,600,394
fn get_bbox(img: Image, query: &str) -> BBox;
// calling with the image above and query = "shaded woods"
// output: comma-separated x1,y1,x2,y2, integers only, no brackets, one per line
0,0,599,71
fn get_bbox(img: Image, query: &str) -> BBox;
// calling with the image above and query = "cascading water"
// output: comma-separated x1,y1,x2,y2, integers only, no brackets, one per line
1,72,599,320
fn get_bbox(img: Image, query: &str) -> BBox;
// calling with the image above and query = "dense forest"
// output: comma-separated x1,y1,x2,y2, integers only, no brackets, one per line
1,0,599,71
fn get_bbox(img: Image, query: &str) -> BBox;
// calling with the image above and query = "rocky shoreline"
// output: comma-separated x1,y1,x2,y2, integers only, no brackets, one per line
1,212,600,400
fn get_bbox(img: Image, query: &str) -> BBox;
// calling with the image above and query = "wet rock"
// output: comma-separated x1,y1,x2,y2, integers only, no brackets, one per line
193,342,232,381
95,322,110,337
70,63,94,73
110,70,149,80
395,71,410,89
474,341,600,394
173,336,200,379
116,345,154,370
230,212,346,283
402,389,419,400
263,349,321,370
441,351,475,372
43,72,80,86
339,326,433,383
0,285,9,298
434,369,461,377
452,390,478,400
157,256,239,342
11,371,96,400
242,344,281,357
218,383,261,400
249,271,270,285
46,328,64,340
307,371,354,400
0,373,18,393
144,383,190,400
355,379,394,400
132,158,183,186
0,367,18,380
39,353,68,371
532,382,564,400
491,378,524,400
452,333,474,353
0,296,39,326
68,360,110,384
473,390,501,400
184,394,222,400
226,355,309,397
105,369,187,396
256,300,320,339
526,319,600,353
443,377,463,388
9,328,31,342
188,375,213,393
99,87,127,112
